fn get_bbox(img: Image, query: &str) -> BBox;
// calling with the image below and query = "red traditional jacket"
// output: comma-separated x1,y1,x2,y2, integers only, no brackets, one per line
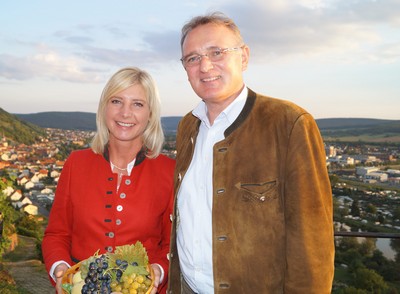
42,148,175,292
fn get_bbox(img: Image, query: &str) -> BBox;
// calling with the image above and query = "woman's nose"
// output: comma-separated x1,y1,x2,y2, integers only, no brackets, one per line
120,104,132,118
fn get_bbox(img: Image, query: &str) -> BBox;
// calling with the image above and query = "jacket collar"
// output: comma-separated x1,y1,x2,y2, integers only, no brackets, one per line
103,145,146,167
224,88,256,137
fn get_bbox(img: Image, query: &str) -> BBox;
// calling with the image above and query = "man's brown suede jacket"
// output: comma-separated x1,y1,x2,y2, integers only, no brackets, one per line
168,89,334,293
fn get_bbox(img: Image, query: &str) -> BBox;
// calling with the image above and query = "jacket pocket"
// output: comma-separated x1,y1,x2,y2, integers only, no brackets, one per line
235,180,278,203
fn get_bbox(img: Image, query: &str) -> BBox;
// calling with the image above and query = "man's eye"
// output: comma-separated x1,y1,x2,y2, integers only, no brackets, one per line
186,56,199,63
211,49,222,57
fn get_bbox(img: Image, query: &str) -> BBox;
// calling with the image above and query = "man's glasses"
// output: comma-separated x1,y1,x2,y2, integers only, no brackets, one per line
181,46,244,68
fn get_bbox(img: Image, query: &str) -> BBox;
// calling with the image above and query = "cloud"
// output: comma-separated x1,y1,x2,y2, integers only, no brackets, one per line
1,0,398,83
219,0,400,63
0,51,105,83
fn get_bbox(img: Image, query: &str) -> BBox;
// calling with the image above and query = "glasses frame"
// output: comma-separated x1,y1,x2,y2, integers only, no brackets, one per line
180,46,244,68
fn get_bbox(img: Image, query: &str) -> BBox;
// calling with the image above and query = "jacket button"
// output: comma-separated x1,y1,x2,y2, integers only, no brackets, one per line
107,232,115,238
120,193,126,199
106,246,113,252
218,147,228,152
219,283,230,289
116,205,123,212
116,219,122,225
216,188,225,194
125,179,131,185
218,235,228,241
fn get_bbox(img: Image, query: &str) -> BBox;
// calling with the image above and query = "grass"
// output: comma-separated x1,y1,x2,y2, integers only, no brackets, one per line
2,236,39,262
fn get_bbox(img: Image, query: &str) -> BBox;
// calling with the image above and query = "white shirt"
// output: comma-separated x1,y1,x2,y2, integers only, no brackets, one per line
177,87,247,293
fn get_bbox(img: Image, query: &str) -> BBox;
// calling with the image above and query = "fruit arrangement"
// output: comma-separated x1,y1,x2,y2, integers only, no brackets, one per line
62,241,154,294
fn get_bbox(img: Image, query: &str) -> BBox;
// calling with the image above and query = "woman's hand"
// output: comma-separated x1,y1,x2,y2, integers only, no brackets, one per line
150,263,161,294
54,263,69,294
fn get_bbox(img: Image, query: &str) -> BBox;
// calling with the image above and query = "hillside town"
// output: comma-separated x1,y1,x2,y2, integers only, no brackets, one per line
1,127,400,292
0,128,178,216
0,128,399,219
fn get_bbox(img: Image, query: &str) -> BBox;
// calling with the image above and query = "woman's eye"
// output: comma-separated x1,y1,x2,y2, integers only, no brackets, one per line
134,102,144,107
110,98,121,104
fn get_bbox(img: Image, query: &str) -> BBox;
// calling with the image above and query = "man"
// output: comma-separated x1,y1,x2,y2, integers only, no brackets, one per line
168,12,335,294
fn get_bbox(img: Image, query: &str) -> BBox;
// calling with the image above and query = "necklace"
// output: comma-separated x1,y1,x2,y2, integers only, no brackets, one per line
110,161,127,171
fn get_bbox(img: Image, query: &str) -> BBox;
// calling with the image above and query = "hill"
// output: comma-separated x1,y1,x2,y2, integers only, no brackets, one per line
316,118,398,129
11,111,400,143
15,112,182,135
317,118,400,143
0,108,46,144
16,111,97,131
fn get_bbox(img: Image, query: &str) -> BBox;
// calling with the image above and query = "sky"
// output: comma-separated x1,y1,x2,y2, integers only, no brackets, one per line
1,0,399,120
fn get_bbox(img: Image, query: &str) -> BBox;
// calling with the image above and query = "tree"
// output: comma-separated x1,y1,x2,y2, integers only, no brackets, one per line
329,174,340,188
365,203,377,214
359,238,376,256
352,268,388,293
392,206,400,221
350,198,361,217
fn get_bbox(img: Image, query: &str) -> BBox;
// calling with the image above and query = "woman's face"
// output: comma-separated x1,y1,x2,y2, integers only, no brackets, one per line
105,83,150,146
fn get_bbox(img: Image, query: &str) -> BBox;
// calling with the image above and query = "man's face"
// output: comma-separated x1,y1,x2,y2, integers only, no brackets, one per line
182,23,249,107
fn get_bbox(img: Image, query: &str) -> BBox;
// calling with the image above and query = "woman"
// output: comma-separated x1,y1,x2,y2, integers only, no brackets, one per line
42,67,175,294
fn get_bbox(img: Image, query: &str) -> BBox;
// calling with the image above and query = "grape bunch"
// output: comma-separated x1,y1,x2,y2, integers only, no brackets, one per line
65,242,153,294
109,259,153,294
81,255,112,293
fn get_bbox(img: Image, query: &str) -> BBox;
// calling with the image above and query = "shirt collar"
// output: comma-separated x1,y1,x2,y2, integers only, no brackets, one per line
192,86,248,126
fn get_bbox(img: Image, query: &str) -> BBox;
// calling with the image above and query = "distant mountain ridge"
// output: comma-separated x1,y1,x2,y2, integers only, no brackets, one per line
16,111,97,131
15,111,182,134
315,118,398,129
14,111,399,131
10,111,400,143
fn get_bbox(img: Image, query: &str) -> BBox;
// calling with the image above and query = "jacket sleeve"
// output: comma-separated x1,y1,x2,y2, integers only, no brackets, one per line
42,153,75,281
147,159,175,292
284,113,335,293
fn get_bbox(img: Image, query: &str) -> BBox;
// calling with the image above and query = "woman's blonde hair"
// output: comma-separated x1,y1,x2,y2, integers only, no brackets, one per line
91,67,164,158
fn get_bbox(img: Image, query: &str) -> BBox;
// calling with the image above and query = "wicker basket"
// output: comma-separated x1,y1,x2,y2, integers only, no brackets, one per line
62,262,155,294
61,262,82,293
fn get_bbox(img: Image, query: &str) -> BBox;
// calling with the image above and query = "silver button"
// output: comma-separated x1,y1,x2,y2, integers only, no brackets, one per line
106,246,113,252
117,205,123,212
120,193,126,199
116,219,122,225
218,235,227,241
108,232,115,238
125,179,131,185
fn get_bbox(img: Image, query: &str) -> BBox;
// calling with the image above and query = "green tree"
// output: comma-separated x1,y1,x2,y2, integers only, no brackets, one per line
329,174,340,188
352,268,388,293
359,238,376,256
350,198,361,217
392,207,400,221
365,203,377,214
